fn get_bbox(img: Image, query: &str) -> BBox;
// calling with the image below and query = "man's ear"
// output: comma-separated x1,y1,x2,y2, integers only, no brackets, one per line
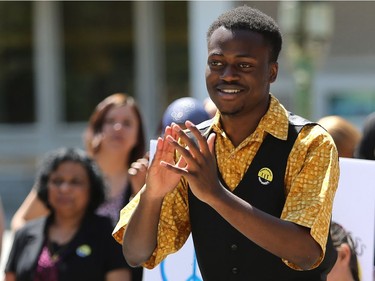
269,62,278,83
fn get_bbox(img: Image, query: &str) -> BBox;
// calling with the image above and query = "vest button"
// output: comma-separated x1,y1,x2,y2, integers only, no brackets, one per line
232,267,238,274
231,244,238,251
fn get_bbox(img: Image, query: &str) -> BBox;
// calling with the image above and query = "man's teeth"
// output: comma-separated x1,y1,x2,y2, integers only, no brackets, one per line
221,89,240,94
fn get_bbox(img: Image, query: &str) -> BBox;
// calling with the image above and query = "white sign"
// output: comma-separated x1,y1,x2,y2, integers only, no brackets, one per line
332,158,375,281
143,235,202,281
149,139,157,166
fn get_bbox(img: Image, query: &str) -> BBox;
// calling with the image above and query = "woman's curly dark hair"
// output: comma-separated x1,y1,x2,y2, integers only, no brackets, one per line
35,147,106,214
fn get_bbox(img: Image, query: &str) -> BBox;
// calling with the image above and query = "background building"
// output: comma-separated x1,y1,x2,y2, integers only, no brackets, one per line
0,1,374,226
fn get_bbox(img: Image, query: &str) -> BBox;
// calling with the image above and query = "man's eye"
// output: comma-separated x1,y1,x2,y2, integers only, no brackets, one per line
209,61,223,67
239,63,251,68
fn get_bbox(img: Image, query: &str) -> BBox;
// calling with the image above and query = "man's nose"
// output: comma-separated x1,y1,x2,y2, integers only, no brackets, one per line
220,65,240,82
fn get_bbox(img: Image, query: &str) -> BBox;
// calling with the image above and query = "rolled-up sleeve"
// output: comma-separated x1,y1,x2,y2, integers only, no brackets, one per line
112,179,191,269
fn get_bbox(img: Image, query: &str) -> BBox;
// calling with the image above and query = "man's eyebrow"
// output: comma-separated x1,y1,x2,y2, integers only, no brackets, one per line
209,52,256,60
236,54,256,59
208,52,223,56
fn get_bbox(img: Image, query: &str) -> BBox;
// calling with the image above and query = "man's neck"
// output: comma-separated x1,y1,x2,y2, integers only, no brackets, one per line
219,94,270,146
220,109,266,147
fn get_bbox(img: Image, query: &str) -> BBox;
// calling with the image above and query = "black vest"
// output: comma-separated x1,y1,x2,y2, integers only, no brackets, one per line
188,113,337,281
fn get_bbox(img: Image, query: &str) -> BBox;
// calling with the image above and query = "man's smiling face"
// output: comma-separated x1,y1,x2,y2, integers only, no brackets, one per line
205,27,278,117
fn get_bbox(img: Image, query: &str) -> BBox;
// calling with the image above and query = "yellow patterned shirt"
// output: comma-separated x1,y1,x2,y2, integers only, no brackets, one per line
113,94,339,270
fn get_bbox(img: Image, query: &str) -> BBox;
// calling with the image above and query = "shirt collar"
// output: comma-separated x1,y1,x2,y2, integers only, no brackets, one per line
258,94,289,141
210,94,289,141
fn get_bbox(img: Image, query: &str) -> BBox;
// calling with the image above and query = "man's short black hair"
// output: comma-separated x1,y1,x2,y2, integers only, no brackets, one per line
207,5,282,62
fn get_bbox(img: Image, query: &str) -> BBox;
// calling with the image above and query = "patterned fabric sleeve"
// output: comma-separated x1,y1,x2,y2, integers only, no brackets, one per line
142,179,191,268
112,191,142,245
112,179,191,269
281,124,339,269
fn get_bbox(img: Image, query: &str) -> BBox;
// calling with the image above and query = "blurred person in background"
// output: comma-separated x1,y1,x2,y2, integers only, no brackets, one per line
317,115,361,158
4,147,130,281
203,97,217,118
149,96,211,172
353,111,375,274
327,222,361,281
10,93,147,281
157,97,211,136
354,112,375,160
83,93,147,228
317,117,363,281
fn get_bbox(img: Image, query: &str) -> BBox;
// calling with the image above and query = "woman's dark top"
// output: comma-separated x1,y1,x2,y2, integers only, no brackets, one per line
96,182,143,281
5,214,128,281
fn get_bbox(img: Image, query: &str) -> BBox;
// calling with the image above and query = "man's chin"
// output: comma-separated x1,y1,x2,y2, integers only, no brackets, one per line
220,109,241,116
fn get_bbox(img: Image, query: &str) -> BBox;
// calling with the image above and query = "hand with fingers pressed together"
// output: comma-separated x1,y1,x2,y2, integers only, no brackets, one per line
113,6,340,281
146,125,185,198
161,121,218,204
